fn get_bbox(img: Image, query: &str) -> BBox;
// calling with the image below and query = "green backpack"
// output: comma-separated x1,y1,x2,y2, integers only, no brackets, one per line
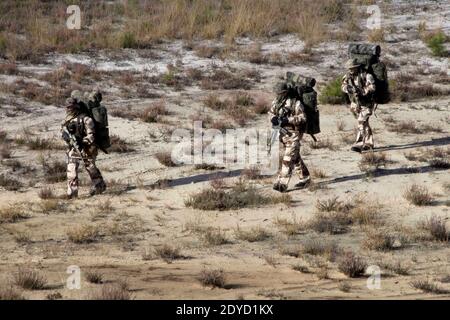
286,73,320,135
348,43,390,104
88,101,110,153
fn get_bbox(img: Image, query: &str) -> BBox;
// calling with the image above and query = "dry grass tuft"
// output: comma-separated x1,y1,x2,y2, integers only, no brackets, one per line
199,269,226,289
155,151,178,167
410,279,449,294
109,135,135,153
362,230,398,251
42,159,66,183
85,270,104,284
308,138,337,150
14,268,47,290
0,286,25,300
186,183,286,211
359,151,390,172
38,187,55,200
67,224,99,244
235,226,271,242
403,184,433,206
0,205,28,224
200,228,230,246
418,216,449,242
91,283,132,300
273,216,306,237
338,252,367,278
154,244,184,263
0,174,22,191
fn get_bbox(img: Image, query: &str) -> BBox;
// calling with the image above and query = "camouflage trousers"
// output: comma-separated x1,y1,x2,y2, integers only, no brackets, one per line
66,147,105,197
350,103,374,148
276,131,310,186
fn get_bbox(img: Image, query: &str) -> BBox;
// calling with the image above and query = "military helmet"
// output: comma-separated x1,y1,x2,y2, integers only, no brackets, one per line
87,90,102,103
65,97,79,108
70,90,83,102
304,77,316,88
346,58,361,69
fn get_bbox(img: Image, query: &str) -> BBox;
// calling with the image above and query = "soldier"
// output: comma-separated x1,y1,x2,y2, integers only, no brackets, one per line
341,58,376,152
269,82,311,193
61,97,106,198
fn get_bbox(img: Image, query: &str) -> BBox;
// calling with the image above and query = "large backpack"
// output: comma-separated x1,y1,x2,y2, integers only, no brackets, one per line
79,93,111,153
285,73,320,135
87,101,110,153
348,43,390,104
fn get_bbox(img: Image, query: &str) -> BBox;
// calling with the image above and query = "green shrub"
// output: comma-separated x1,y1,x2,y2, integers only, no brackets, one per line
426,31,448,57
120,32,138,49
319,77,347,104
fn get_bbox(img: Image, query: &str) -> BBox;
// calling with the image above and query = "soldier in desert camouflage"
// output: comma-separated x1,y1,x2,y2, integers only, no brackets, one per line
341,58,376,152
269,82,311,193
61,95,106,198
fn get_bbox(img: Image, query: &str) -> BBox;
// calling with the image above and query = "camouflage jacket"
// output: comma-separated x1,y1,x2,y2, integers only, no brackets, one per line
61,114,96,151
268,97,307,132
341,71,376,107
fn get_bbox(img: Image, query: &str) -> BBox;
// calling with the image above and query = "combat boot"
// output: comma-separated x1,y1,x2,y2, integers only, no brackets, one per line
294,176,311,189
67,191,78,199
351,146,362,153
90,180,107,196
273,182,288,193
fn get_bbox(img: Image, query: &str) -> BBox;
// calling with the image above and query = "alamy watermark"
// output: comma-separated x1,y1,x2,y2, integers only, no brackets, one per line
170,121,281,175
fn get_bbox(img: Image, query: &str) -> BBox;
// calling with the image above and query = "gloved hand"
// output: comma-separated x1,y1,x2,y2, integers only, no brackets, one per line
82,138,92,146
270,116,279,126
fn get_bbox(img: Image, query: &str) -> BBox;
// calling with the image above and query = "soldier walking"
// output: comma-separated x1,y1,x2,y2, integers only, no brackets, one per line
341,58,376,152
269,82,311,193
61,97,106,198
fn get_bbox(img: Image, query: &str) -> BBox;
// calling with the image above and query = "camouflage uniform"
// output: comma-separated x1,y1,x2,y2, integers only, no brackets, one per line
341,59,376,152
62,97,106,198
269,95,310,193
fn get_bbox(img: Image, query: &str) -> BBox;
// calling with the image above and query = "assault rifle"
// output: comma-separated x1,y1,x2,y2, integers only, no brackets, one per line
62,127,89,160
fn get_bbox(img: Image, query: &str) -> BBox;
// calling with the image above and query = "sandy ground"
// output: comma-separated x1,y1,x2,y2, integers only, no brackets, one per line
0,0,449,299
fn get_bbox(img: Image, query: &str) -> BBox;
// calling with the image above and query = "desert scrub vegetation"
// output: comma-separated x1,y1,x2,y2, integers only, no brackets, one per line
67,224,100,244
0,205,28,224
155,151,178,167
41,158,66,183
403,184,433,206
38,187,55,200
389,80,450,102
421,29,448,57
199,227,231,246
109,135,136,153
338,252,367,278
14,268,47,290
199,269,226,289
185,183,291,210
362,229,399,251
273,216,306,237
0,0,356,60
410,279,449,295
0,173,22,191
311,196,382,234
417,216,449,242
235,225,271,242
152,244,184,263
0,286,25,300
85,270,104,284
358,151,391,172
318,77,347,105
91,282,132,300
405,147,450,169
